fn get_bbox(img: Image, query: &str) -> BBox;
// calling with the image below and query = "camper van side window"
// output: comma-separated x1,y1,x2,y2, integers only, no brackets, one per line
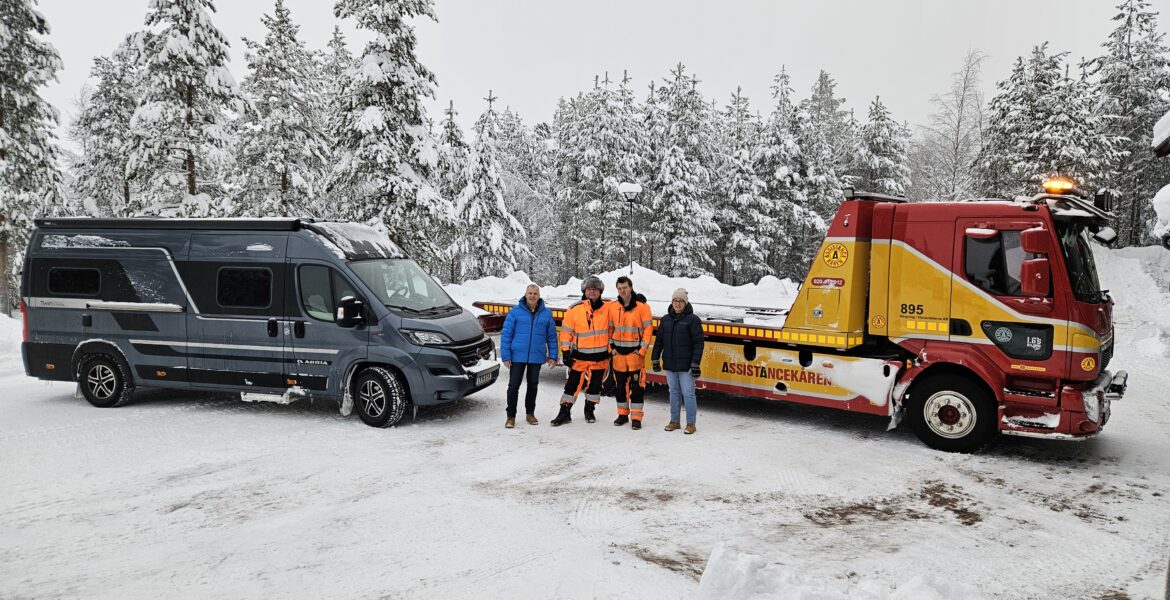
299,265,334,321
217,267,272,309
47,268,100,296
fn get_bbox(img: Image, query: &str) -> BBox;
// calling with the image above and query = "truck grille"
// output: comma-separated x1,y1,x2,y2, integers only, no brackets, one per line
447,336,495,367
1100,340,1113,372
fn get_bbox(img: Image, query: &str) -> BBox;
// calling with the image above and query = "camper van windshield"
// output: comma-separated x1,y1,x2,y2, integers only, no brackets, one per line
349,259,459,315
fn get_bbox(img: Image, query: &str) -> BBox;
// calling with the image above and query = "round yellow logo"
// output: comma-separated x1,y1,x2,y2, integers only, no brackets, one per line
823,243,849,268
871,315,886,329
1080,357,1096,372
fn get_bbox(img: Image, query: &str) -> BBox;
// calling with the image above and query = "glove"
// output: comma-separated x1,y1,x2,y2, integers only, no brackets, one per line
690,364,701,378
652,360,661,372
563,355,574,369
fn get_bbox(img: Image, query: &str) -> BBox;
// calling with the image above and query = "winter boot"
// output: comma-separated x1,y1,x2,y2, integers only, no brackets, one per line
684,423,696,435
551,404,572,427
505,416,515,429
613,414,629,426
584,402,597,423
631,419,642,430
526,413,539,426
664,421,680,432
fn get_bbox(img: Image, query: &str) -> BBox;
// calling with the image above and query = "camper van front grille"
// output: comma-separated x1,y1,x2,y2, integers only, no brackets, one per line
447,336,495,367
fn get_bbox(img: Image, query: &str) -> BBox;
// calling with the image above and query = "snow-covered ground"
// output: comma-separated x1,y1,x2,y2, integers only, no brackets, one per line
2,249,1170,599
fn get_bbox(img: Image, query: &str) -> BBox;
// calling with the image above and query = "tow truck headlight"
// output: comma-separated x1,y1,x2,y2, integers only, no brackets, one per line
402,329,453,346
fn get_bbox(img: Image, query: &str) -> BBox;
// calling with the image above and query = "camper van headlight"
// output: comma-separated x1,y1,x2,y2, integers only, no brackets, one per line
402,329,453,346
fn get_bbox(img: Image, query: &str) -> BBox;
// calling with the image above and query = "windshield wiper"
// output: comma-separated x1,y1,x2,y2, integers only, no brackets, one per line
385,304,426,314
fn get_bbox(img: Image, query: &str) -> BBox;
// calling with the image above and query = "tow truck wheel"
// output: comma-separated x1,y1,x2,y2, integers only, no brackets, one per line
354,367,407,428
907,376,996,453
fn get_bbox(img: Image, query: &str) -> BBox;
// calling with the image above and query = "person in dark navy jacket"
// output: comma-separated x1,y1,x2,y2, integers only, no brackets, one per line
500,284,559,428
652,288,705,434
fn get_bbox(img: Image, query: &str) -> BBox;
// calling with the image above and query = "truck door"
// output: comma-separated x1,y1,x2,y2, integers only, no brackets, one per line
288,261,368,395
952,219,1066,375
182,234,290,391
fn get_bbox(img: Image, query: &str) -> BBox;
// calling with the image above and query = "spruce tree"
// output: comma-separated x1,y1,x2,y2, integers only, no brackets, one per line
714,87,774,284
434,100,468,282
331,0,452,269
70,47,140,217
1093,0,1170,245
857,96,912,196
124,0,242,216
0,0,64,310
231,0,329,217
454,93,529,280
319,26,354,209
755,68,809,278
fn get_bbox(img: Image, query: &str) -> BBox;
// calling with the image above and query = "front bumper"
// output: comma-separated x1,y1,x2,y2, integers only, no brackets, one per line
1001,370,1126,440
410,340,501,405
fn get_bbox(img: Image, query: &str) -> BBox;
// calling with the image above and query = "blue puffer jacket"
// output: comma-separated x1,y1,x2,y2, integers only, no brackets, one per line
500,296,559,364
651,302,705,372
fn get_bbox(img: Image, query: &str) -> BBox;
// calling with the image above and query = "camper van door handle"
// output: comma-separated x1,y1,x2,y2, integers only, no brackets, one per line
267,318,278,337
294,321,305,338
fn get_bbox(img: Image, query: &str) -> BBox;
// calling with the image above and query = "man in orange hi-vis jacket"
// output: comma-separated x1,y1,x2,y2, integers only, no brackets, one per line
609,276,654,430
551,275,612,427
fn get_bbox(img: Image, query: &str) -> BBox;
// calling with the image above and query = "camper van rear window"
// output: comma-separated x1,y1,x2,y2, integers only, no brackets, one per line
47,268,100,296
216,267,272,309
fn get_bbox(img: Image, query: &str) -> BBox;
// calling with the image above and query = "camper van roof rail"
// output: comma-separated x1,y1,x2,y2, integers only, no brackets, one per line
34,218,320,231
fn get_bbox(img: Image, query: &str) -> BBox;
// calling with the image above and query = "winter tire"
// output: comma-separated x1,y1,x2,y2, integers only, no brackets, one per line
354,367,407,428
907,375,996,453
78,353,134,408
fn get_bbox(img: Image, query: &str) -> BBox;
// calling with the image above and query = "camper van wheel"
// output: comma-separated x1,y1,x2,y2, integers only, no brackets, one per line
354,367,407,428
78,353,134,408
907,375,995,453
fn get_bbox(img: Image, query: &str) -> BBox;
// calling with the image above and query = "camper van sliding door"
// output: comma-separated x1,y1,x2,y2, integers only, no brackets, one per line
180,234,290,392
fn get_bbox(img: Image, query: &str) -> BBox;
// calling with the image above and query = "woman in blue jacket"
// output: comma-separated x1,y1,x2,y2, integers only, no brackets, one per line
500,284,559,428
651,288,705,434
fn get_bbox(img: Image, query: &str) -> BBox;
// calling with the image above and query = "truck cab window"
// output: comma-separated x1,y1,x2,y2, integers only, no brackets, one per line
964,230,1028,297
299,265,359,322
217,267,272,309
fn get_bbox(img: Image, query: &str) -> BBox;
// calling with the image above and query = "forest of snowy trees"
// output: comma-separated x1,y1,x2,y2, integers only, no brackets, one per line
2,0,1169,310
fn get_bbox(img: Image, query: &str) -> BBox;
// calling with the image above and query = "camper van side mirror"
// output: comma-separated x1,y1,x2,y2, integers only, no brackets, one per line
336,296,365,328
1020,258,1051,298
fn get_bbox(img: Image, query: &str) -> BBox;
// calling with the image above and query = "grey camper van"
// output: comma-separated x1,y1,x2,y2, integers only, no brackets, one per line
19,218,500,427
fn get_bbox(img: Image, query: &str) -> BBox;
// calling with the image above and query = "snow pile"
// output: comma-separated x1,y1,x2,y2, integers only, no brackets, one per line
444,262,800,320
697,543,986,600
0,315,22,374
1153,109,1170,154
1095,245,1170,359
41,235,130,248
1152,183,1170,239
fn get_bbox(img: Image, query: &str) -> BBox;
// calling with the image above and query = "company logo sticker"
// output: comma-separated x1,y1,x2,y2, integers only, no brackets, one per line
811,277,846,287
822,243,849,268
870,315,886,329
1080,356,1096,372
993,327,1013,343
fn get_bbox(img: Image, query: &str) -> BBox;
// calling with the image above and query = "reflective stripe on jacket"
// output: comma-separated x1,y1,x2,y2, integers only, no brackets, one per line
560,298,612,361
609,293,653,357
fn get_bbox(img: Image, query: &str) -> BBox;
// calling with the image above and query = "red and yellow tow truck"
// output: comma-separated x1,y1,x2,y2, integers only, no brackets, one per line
476,181,1128,451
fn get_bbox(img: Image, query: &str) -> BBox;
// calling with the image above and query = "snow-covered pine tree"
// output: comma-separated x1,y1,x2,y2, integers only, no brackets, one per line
909,50,986,201
1092,0,1170,245
124,0,242,217
230,0,329,218
653,64,719,277
330,0,452,270
754,67,811,278
454,92,529,280
713,87,774,284
976,57,1030,198
434,100,468,282
857,96,912,196
70,46,140,217
0,0,64,310
318,26,354,209
804,70,856,185
493,106,559,282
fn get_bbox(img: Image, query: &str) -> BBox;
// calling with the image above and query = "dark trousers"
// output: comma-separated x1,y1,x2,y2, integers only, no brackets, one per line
506,362,542,417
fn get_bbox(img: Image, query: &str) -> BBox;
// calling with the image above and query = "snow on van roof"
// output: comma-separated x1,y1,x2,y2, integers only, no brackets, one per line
304,222,406,260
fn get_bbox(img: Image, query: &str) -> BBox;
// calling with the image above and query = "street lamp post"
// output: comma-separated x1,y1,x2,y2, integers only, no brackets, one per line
617,182,642,275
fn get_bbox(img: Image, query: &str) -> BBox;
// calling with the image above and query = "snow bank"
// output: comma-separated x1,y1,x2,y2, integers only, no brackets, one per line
0,314,22,374
698,543,986,600
1152,183,1170,239
444,262,800,320
1095,245,1170,359
1153,109,1170,154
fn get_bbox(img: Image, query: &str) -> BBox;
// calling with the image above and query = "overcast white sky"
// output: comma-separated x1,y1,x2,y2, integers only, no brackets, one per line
36,0,1170,147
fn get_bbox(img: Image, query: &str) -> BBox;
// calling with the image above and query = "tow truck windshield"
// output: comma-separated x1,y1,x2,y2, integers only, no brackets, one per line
1056,219,1106,304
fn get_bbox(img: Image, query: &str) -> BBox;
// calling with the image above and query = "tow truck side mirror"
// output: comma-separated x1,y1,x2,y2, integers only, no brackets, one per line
1020,258,1051,298
1020,228,1052,255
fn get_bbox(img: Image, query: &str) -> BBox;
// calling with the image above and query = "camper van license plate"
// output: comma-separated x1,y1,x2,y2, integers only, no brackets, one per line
476,372,492,386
